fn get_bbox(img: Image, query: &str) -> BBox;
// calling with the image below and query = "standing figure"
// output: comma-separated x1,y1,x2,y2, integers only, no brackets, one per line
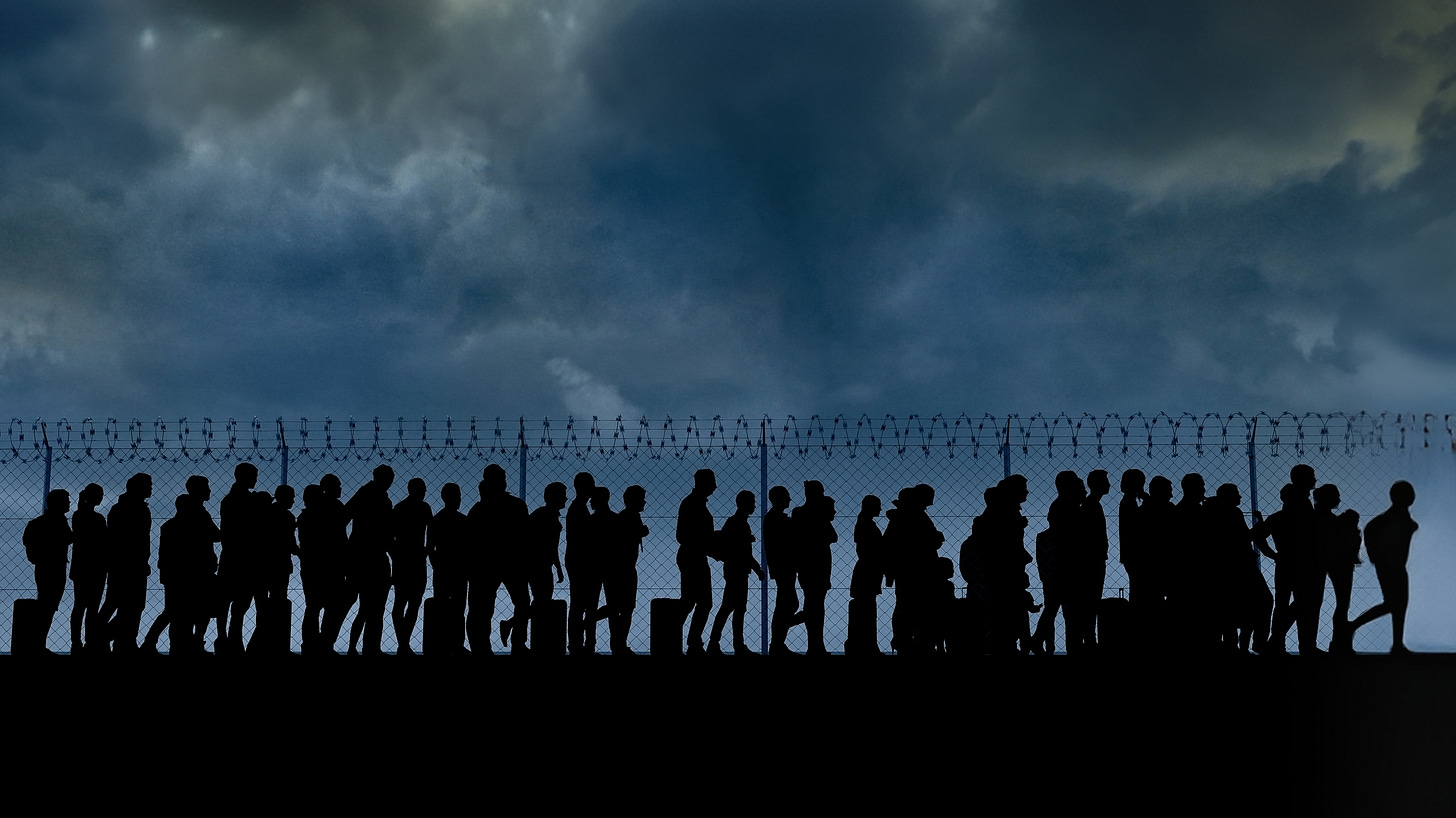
565,472,599,655
1349,481,1418,653
601,485,648,655
764,486,798,655
1118,470,1148,606
24,489,72,651
1208,484,1272,653
102,473,153,653
69,484,107,653
1287,465,1321,653
426,483,470,654
1171,473,1210,650
793,481,837,657
390,478,432,655
297,485,328,654
344,465,396,656
252,485,298,653
1074,470,1110,654
471,464,531,655
525,482,567,652
707,490,766,655
1314,484,1360,654
676,469,717,655
1031,472,1083,655
847,495,885,656
315,474,353,652
989,475,1037,655
218,463,270,655
157,495,198,654
584,486,619,653
1251,484,1301,654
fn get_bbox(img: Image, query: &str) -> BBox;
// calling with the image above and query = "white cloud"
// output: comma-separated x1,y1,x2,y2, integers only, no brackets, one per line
545,357,641,420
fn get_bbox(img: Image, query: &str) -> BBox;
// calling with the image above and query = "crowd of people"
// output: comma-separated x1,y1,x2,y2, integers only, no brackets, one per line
16,461,1420,656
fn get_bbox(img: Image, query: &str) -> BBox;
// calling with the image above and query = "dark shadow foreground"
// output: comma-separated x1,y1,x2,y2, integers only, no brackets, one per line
3,654,1449,814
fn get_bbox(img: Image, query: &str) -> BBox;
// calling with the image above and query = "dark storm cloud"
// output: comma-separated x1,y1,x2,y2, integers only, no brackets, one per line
1,0,1454,420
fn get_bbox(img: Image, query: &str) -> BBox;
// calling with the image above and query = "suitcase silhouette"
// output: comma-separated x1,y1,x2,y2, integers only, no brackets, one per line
11,598,42,655
423,596,464,656
650,597,685,656
1097,596,1133,655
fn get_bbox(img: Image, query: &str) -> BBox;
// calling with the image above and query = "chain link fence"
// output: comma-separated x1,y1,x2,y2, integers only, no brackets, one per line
2,412,1448,654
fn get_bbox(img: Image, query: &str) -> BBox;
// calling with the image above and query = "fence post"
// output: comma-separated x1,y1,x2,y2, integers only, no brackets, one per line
1248,417,1260,568
518,418,527,501
760,421,769,655
1002,416,1012,480
41,422,52,512
278,418,289,487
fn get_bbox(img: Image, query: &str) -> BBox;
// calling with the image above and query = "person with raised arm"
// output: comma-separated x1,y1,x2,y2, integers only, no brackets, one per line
676,469,717,656
1348,481,1418,653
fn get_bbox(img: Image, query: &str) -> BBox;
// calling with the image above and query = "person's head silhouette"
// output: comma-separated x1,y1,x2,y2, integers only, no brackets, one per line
235,462,258,490
544,482,567,511
483,465,507,495
185,475,210,502
441,482,461,512
624,485,646,514
373,464,395,490
693,469,716,497
1390,480,1415,509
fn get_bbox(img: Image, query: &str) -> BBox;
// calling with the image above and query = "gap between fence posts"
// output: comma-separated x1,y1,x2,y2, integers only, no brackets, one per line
760,423,769,655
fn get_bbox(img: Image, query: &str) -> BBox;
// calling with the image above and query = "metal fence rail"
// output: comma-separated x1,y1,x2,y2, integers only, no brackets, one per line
2,412,1449,654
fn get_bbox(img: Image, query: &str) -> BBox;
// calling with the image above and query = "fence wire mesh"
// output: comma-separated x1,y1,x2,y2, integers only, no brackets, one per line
1,412,1448,654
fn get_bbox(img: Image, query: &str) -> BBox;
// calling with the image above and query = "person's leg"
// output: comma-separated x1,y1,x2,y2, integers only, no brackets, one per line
583,576,602,653
685,566,711,651
468,575,500,654
142,608,171,652
504,578,529,653
708,598,730,650
364,578,389,655
805,588,826,654
568,567,586,654
771,575,798,651
1390,568,1410,650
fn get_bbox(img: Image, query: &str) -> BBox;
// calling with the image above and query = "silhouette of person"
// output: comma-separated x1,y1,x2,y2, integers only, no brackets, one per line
1250,484,1302,654
676,469,717,655
1071,470,1110,653
143,476,221,654
218,463,271,654
525,482,567,652
888,485,943,654
248,485,298,653
708,490,765,655
961,485,999,653
1288,465,1321,653
315,473,353,653
69,483,107,653
986,475,1037,656
390,478,432,655
297,484,329,654
1314,484,1360,654
24,488,72,651
426,482,470,654
471,464,531,655
1171,473,1211,650
1349,481,1418,653
793,481,837,656
1207,484,1272,653
578,485,619,654
764,486,799,655
847,495,885,655
344,464,395,655
1031,471,1083,655
565,472,599,655
101,473,153,653
1119,470,1148,606
1140,475,1176,640
600,484,648,655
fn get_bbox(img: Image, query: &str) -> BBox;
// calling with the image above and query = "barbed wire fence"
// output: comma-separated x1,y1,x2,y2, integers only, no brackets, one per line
2,412,1449,655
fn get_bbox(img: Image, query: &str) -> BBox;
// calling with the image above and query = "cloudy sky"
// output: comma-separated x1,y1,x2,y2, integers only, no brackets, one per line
3,0,1456,420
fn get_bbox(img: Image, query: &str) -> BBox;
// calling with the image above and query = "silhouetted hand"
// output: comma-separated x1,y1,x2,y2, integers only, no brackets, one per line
1252,510,1264,523
1027,602,1043,613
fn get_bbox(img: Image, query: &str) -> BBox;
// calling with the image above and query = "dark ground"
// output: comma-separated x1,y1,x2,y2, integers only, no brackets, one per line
3,654,1451,812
